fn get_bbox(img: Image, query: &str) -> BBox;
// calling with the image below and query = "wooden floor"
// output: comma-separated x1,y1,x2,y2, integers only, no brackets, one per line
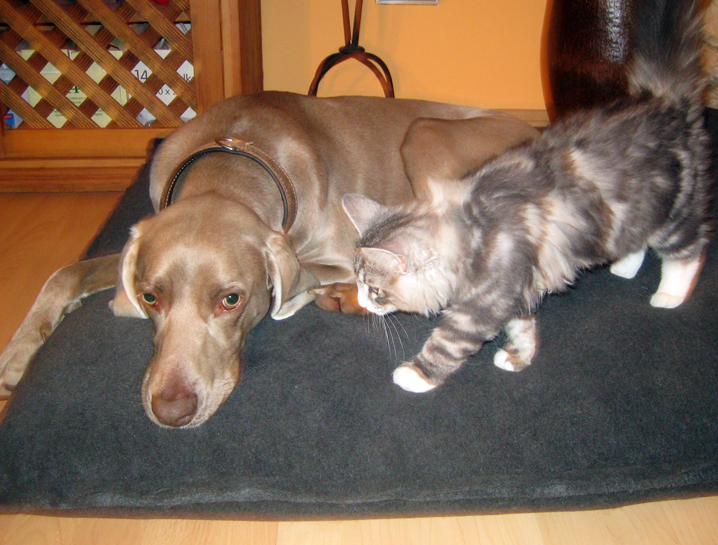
0,192,717,544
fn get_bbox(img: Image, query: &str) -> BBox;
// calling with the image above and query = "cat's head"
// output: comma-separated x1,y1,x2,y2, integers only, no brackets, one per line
342,193,461,317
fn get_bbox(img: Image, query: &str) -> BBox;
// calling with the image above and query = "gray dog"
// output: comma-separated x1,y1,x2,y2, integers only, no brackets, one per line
0,91,538,427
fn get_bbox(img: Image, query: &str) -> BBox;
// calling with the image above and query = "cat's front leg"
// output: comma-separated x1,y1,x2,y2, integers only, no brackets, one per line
392,309,498,393
493,314,538,372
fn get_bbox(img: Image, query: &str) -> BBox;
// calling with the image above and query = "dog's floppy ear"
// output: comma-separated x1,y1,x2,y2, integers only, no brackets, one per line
109,223,148,319
265,233,318,320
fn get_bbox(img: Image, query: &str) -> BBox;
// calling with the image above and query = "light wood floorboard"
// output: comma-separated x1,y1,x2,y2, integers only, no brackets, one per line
0,192,716,544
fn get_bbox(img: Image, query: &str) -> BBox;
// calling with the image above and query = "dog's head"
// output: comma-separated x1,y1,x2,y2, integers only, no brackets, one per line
110,194,314,427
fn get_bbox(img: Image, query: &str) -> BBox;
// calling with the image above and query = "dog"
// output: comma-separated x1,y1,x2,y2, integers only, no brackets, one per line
0,91,538,427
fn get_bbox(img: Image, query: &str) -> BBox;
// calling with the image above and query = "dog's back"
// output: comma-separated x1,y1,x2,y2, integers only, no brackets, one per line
147,92,493,211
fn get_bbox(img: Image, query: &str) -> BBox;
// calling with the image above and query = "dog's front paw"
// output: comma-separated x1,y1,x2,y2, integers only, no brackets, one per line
0,309,59,397
310,283,368,315
0,332,43,397
392,364,437,393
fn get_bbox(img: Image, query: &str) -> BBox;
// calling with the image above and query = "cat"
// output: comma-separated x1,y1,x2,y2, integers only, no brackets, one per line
342,0,713,393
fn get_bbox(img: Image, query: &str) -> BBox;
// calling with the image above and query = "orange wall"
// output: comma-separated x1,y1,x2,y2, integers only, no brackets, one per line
261,0,548,110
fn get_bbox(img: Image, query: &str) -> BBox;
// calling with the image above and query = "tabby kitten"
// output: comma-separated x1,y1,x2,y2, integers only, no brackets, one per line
343,0,712,393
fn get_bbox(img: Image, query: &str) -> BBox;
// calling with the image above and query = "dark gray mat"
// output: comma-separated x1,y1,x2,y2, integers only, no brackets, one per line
1,117,717,518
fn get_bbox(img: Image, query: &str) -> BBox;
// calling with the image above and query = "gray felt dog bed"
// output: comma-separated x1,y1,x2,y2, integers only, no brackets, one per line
0,114,717,517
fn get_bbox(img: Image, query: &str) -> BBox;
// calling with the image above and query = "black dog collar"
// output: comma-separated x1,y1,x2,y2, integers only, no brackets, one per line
160,137,298,233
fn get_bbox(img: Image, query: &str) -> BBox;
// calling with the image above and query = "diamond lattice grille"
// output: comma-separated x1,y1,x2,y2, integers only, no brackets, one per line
0,0,195,129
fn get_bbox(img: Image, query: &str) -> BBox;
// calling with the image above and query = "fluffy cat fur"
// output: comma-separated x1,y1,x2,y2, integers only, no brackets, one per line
343,0,713,393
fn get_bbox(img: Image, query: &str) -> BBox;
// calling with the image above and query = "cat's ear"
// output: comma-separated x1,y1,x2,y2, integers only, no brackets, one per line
360,248,407,275
342,193,390,235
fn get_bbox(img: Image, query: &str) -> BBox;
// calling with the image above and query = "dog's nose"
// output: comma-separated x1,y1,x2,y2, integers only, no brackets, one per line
151,382,198,427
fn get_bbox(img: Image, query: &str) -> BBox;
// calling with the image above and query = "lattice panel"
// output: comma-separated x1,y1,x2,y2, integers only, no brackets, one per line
0,0,195,129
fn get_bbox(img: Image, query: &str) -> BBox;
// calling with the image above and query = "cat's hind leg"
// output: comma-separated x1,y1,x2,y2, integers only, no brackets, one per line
650,254,704,308
610,249,646,279
648,186,711,308
493,315,538,372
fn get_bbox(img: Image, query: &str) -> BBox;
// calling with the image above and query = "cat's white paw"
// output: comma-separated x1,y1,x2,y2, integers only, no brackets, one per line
392,365,436,393
650,292,684,309
493,348,532,372
494,349,519,372
650,257,702,309
610,250,646,279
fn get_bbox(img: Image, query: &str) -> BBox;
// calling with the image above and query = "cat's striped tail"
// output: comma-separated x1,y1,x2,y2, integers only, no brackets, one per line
628,0,707,108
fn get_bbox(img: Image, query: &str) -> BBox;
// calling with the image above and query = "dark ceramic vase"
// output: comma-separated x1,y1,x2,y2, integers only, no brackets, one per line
543,0,635,121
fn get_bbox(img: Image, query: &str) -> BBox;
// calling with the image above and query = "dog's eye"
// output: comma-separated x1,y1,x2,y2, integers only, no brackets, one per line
221,293,242,310
142,293,158,306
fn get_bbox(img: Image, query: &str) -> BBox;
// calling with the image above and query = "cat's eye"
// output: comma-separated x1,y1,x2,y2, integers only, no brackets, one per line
221,293,242,310
368,286,382,297
141,292,158,306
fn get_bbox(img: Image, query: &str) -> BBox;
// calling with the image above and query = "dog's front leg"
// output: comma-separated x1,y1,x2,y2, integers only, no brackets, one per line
0,254,119,396
310,283,368,315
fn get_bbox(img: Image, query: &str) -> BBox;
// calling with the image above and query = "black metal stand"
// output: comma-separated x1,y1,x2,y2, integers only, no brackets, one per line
308,0,395,97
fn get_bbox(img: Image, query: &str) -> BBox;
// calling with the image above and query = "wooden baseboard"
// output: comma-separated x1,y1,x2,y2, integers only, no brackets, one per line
0,127,166,192
0,158,147,192
503,108,550,128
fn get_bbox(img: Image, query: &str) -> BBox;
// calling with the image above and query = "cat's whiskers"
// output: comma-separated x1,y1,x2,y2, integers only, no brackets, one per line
389,312,409,340
384,313,407,361
364,311,407,361
376,315,394,359
375,314,396,360
410,313,435,329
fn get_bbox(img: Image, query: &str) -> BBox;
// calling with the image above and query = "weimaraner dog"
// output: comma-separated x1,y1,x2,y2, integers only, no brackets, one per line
0,91,538,427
